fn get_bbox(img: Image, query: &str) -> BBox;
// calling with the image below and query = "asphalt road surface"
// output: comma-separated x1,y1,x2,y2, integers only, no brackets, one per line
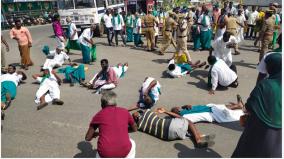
1,24,261,157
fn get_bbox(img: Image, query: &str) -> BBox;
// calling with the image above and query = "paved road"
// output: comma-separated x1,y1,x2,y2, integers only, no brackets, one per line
1,24,260,157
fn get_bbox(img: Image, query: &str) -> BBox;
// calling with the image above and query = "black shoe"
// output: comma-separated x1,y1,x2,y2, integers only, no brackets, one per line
37,102,48,110
52,99,64,105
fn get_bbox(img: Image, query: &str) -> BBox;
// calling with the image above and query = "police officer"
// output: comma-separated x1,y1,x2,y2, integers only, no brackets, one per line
225,12,241,55
259,10,275,61
186,6,194,42
176,14,192,63
142,9,158,51
159,11,178,55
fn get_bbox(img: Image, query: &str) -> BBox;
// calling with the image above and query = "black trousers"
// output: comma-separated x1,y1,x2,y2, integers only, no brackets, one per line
106,27,113,46
246,24,256,38
111,30,126,45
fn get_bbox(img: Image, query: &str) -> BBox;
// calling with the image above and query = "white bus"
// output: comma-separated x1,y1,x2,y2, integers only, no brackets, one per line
57,0,125,32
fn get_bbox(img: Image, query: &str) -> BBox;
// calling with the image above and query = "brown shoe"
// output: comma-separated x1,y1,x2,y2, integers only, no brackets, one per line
37,102,48,110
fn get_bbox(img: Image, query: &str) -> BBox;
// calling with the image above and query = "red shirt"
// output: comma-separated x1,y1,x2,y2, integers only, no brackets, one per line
90,106,135,158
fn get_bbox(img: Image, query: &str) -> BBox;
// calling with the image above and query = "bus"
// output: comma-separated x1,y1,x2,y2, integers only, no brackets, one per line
57,0,125,32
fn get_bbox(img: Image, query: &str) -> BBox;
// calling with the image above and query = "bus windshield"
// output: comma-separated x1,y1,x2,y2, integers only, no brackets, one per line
58,0,74,9
75,0,95,9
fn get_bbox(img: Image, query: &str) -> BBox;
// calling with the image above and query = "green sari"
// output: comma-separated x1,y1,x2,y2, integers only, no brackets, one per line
272,15,279,50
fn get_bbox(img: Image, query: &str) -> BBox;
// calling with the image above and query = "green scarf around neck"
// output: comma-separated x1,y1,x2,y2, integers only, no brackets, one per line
126,15,133,27
112,14,121,26
40,73,51,84
134,17,139,28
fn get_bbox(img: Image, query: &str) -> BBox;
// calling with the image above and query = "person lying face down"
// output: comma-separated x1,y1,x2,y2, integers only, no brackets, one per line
131,108,215,148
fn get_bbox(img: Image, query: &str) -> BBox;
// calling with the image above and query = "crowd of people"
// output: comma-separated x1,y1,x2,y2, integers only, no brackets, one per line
1,0,282,158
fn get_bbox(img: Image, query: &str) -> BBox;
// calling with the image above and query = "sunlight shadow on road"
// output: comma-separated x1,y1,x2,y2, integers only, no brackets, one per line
73,141,97,158
174,143,222,158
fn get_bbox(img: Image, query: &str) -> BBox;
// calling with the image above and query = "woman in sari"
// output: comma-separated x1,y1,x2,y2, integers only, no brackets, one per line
232,53,282,157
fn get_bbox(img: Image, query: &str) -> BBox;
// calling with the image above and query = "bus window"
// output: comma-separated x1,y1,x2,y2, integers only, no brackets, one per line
75,0,95,9
107,0,113,5
96,0,105,8
58,0,74,9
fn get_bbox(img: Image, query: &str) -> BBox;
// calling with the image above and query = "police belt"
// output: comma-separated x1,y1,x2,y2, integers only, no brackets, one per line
178,36,187,38
165,30,172,32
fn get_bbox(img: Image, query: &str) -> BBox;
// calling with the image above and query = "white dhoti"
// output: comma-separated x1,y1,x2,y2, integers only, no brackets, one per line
89,73,116,91
56,36,65,48
35,79,60,104
236,27,244,43
112,65,128,78
214,28,226,40
96,138,136,158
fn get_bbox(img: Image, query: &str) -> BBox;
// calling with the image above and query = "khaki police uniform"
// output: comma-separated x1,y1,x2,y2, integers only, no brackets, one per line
159,13,178,54
142,13,157,51
259,14,275,61
187,10,194,41
176,16,190,61
226,16,240,54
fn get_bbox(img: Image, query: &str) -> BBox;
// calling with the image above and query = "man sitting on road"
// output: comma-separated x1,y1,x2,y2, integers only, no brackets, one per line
85,91,137,158
81,59,129,93
42,45,71,69
131,108,215,148
34,67,64,110
207,55,238,95
128,77,161,111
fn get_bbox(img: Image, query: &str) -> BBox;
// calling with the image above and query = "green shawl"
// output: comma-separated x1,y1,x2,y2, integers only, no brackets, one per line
126,15,133,27
112,14,121,26
246,53,282,128
246,73,282,128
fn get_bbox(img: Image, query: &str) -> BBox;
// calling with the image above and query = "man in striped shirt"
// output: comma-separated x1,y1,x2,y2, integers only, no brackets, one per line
132,108,215,148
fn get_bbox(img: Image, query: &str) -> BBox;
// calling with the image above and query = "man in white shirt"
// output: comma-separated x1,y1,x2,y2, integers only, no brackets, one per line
1,64,26,109
34,67,64,110
79,24,96,64
256,52,281,83
227,2,237,16
103,9,114,46
211,32,237,67
128,77,161,111
111,9,126,46
246,6,258,39
207,56,238,95
197,9,212,50
167,59,206,78
43,46,71,69
133,12,143,47
65,17,80,54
